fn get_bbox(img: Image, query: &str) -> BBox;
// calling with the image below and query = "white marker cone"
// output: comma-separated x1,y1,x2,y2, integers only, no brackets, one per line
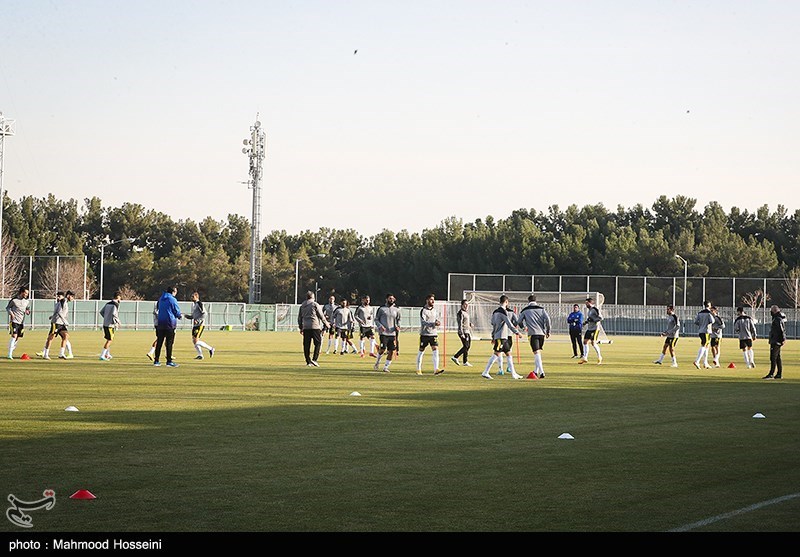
350,391,362,397
752,412,766,419
558,433,574,439
65,406,79,412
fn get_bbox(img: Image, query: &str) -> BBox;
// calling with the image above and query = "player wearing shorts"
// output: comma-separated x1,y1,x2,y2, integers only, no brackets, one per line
416,294,442,375
579,298,603,365
518,294,551,379
323,295,339,354
6,286,31,359
354,295,377,358
332,299,356,355
374,293,401,372
189,291,215,360
99,291,121,360
38,290,75,360
654,305,680,367
693,301,714,369
710,306,725,367
733,306,757,368
482,295,522,380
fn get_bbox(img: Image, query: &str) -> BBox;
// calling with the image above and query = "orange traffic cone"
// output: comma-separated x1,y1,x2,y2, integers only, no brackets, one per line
69,490,96,500
526,371,538,380
20,353,30,360
727,362,736,369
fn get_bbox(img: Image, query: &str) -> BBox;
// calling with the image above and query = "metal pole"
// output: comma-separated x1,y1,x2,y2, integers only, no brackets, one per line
294,259,300,305
672,277,676,307
84,255,87,300
99,245,105,301
56,256,60,294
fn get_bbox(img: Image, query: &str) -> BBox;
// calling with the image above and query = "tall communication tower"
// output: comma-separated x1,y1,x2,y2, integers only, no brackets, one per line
242,116,265,304
0,111,16,260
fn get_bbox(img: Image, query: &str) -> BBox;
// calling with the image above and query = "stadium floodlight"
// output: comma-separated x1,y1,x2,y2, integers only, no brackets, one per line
295,254,325,304
675,254,688,307
100,238,136,300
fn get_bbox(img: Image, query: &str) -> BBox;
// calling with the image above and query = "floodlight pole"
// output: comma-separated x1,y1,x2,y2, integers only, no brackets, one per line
242,116,266,305
675,254,688,307
0,112,17,287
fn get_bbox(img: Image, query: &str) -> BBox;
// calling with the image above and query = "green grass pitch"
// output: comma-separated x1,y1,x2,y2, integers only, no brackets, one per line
1,330,798,532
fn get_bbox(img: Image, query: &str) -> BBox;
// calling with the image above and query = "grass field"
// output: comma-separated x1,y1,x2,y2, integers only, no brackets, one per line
1,329,798,533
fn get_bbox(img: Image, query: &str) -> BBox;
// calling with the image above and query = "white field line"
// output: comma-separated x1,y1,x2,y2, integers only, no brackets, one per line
669,492,800,532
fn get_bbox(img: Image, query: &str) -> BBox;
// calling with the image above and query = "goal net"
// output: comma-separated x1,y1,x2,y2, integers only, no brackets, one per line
461,290,612,343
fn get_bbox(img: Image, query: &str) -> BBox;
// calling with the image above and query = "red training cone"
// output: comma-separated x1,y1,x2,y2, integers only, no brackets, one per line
20,353,30,360
526,371,538,380
727,362,736,369
69,490,96,500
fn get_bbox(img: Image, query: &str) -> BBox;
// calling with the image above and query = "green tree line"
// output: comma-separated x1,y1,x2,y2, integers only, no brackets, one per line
2,194,798,304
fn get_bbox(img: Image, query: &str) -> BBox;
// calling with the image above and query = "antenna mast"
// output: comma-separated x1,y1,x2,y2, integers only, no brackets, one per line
242,116,265,304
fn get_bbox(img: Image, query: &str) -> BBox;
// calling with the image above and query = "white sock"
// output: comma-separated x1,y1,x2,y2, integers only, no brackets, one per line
748,349,755,365
416,351,424,371
375,353,384,366
582,344,589,359
196,340,211,350
743,351,749,365
370,339,376,353
496,354,504,371
384,358,393,371
432,349,439,371
696,347,704,363
334,338,340,352
594,344,602,359
671,356,677,365
195,343,204,356
534,353,543,374
59,347,65,357
8,337,15,356
326,338,332,351
65,341,73,356
507,355,516,373
484,355,498,373
148,346,155,355
657,353,664,363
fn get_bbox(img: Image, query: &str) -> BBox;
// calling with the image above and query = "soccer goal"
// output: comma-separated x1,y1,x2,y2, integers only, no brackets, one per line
461,290,613,343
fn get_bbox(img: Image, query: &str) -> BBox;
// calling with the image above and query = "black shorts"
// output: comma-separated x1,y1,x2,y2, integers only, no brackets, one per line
192,324,205,338
528,335,546,352
360,327,374,339
49,323,68,336
103,326,115,341
418,335,438,351
663,337,678,348
8,322,24,337
739,339,753,349
492,338,512,354
710,337,720,347
337,328,352,340
698,333,710,347
379,334,397,353
584,329,599,342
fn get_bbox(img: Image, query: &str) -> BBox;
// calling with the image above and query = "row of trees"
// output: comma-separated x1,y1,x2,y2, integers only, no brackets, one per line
1,194,798,305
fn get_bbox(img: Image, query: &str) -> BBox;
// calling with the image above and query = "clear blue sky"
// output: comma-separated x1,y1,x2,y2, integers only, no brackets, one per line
2,0,798,237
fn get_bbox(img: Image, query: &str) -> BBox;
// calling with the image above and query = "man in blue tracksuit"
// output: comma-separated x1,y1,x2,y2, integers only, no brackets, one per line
567,304,583,358
155,286,183,367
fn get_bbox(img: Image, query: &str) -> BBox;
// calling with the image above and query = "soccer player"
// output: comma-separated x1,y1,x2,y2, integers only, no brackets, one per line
567,304,583,358
332,299,356,355
374,293,401,372
354,295,377,357
693,300,714,369
482,295,522,380
518,294,551,379
323,295,338,354
451,299,472,367
732,306,757,369
6,286,31,359
188,291,215,360
416,294,442,375
710,306,725,367
154,286,182,367
763,305,786,380
39,290,75,360
654,305,680,367
297,291,330,367
99,291,121,361
579,297,603,365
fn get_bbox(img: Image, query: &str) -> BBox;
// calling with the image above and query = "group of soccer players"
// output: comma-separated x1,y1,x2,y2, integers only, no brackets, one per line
4,286,215,365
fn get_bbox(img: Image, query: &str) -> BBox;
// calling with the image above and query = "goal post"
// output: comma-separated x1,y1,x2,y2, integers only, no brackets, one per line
460,290,612,343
